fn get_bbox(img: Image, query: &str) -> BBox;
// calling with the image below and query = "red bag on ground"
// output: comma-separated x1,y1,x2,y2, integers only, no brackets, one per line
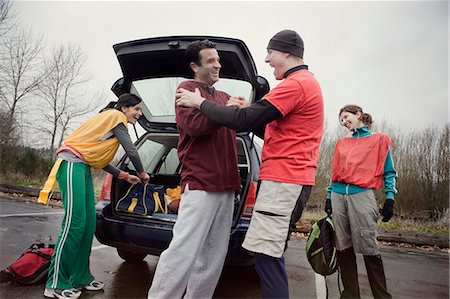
0,243,54,285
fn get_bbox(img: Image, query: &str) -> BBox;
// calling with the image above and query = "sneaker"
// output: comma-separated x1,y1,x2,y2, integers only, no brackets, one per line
44,288,81,299
83,280,105,291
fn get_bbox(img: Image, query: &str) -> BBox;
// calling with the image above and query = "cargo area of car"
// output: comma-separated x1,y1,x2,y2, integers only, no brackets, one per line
110,133,252,224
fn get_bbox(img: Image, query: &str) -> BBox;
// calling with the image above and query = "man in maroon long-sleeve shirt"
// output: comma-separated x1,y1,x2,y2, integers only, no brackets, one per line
176,79,240,193
147,40,240,299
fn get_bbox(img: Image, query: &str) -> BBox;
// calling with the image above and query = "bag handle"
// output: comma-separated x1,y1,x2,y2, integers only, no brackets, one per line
153,192,167,214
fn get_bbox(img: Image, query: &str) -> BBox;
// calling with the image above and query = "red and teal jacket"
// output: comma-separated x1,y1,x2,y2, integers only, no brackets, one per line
327,126,397,200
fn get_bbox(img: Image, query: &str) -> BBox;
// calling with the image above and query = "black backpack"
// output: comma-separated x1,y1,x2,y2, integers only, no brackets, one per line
305,216,338,276
0,243,54,285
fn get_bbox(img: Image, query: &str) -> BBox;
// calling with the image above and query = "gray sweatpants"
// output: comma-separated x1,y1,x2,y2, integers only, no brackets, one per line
331,190,380,255
147,184,234,299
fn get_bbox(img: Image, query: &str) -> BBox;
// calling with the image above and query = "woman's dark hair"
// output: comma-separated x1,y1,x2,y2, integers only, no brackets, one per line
185,40,217,68
115,93,142,110
100,93,142,113
339,104,373,129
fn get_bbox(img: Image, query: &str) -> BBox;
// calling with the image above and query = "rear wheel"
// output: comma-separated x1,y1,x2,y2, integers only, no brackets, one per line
117,249,147,262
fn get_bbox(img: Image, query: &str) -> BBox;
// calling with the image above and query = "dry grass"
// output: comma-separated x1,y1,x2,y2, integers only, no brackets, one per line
378,209,449,235
301,208,449,236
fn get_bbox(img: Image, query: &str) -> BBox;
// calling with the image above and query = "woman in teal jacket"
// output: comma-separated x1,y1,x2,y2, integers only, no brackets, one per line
325,104,397,299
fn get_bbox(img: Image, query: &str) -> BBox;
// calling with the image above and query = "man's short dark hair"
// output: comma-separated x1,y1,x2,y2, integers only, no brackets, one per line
185,40,217,67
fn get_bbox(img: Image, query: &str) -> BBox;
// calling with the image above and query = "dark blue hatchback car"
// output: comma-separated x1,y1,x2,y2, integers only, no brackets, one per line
95,36,269,265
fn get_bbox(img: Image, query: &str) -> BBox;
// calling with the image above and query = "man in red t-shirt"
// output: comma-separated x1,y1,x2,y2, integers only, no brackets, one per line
148,40,240,299
176,30,324,298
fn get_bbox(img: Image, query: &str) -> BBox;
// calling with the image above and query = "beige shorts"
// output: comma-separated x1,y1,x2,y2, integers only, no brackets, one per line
242,180,303,258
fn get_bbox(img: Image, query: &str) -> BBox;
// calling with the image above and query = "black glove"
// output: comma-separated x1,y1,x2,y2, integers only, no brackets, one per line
379,199,394,222
324,198,332,216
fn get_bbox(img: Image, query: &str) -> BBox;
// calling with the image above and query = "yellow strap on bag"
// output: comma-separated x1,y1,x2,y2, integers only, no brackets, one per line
153,191,168,214
128,198,138,213
38,158,63,205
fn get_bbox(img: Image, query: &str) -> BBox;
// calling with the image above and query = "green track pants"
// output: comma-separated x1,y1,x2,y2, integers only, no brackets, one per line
46,160,96,289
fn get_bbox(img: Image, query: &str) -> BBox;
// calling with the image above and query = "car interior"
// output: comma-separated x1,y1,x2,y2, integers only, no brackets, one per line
111,133,252,223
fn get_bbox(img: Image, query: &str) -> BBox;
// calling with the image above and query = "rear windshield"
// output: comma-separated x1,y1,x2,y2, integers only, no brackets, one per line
127,133,249,176
131,77,253,117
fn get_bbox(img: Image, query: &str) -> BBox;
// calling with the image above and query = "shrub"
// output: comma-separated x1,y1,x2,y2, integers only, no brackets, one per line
0,146,53,185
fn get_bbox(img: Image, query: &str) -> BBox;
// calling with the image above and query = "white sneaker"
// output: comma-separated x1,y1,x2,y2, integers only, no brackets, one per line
83,280,105,291
44,288,81,299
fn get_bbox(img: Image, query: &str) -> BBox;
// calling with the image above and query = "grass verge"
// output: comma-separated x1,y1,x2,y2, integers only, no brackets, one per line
301,210,449,236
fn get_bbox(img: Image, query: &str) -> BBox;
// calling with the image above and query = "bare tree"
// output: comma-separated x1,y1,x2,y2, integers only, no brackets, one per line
36,43,101,155
0,27,46,123
56,90,107,149
0,3,47,153
0,0,15,37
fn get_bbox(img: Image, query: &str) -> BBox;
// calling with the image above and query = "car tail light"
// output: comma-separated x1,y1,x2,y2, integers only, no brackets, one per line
99,173,113,200
242,181,257,217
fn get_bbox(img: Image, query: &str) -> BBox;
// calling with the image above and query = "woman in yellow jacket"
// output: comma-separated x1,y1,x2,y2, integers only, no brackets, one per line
39,93,149,299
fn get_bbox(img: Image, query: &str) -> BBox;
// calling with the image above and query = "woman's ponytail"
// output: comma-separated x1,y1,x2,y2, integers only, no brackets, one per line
339,104,374,129
361,112,373,129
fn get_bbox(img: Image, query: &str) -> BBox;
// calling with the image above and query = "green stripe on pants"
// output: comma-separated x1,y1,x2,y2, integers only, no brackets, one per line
46,161,95,289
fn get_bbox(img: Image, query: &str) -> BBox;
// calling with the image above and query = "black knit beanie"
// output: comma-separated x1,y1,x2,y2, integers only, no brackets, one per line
267,29,304,58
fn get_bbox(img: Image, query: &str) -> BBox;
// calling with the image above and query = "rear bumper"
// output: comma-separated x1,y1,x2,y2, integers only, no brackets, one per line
95,201,254,265
95,201,173,255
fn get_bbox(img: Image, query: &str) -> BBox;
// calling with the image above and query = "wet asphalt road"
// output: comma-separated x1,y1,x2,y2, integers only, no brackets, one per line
0,197,448,299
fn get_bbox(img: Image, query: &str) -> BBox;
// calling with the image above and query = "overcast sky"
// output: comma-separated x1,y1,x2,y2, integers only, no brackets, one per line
13,0,449,132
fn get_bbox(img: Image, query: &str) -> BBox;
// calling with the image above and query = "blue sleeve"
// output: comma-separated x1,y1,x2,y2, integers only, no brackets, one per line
326,179,332,199
383,149,397,200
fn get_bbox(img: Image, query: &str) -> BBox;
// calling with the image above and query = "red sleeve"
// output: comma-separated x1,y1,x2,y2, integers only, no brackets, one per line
175,81,221,137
